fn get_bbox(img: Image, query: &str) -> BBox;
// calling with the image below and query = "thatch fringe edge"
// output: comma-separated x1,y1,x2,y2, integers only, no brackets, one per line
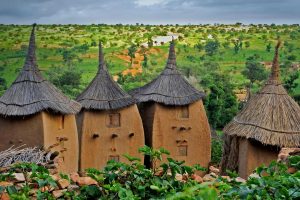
132,92,204,106
224,120,300,147
78,97,135,110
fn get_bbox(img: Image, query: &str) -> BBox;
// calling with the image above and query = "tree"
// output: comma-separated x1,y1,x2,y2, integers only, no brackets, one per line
99,37,108,46
128,44,137,65
194,43,203,52
232,37,243,54
245,41,250,48
147,37,153,48
0,77,7,96
91,40,97,47
62,49,78,68
266,43,272,52
142,54,148,68
222,41,230,49
284,71,299,93
242,54,267,89
204,40,219,56
203,72,238,129
205,85,224,129
46,67,83,98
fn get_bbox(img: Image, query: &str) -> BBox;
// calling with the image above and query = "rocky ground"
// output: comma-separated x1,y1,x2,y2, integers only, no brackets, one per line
0,147,299,199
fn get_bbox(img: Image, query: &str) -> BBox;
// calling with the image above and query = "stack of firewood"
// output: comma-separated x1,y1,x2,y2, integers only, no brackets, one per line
0,146,59,170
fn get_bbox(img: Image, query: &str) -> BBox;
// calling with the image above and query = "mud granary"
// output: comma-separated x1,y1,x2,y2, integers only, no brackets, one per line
0,24,81,173
221,41,300,178
76,42,144,171
131,41,211,169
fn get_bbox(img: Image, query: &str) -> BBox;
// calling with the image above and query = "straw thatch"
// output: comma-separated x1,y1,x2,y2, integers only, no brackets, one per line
224,41,300,148
0,24,81,116
76,42,135,110
130,41,205,106
0,146,52,168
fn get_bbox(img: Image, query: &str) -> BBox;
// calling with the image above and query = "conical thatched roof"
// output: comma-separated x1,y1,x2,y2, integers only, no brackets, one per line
224,41,300,147
130,41,205,106
0,24,81,117
76,42,135,110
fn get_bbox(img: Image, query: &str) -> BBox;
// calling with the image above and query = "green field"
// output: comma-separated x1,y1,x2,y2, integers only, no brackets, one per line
0,24,299,98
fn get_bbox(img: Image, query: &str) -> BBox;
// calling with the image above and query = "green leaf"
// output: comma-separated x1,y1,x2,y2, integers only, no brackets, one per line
123,153,141,162
289,155,300,170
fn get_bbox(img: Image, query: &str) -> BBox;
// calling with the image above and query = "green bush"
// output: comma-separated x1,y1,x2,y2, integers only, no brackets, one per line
0,147,299,200
211,138,223,164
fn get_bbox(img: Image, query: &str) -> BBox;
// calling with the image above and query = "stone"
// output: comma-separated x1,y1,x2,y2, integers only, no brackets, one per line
202,174,215,182
50,174,60,181
52,189,67,198
175,174,183,181
154,170,164,176
15,183,25,190
0,167,8,173
70,172,79,183
210,172,217,178
0,182,13,187
209,166,220,174
235,177,246,183
278,153,289,162
77,177,98,186
57,179,70,189
248,173,260,179
29,189,39,196
49,168,58,175
12,173,25,182
182,174,189,181
0,193,10,200
191,174,203,183
278,148,300,162
67,184,80,191
221,176,231,181
40,186,50,192
288,167,297,174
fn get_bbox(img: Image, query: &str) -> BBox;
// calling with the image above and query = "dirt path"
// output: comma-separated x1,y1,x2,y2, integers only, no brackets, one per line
116,47,162,77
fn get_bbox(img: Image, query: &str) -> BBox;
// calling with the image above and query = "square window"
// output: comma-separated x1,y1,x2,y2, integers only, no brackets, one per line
179,106,189,119
107,113,121,127
109,155,120,162
178,146,188,156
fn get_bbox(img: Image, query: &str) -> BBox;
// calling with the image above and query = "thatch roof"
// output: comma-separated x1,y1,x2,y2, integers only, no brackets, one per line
0,24,81,117
224,41,300,147
76,42,135,110
130,41,205,106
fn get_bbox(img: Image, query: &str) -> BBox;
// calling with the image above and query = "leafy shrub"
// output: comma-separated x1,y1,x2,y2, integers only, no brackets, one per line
0,147,299,200
217,160,300,199
211,138,223,164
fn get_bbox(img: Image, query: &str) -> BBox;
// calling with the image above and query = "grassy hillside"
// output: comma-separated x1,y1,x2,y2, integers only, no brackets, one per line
0,24,299,98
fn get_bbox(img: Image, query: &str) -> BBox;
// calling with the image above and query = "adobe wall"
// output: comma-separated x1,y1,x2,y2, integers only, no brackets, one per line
0,113,44,151
152,100,211,169
79,105,144,170
42,112,79,173
238,138,279,178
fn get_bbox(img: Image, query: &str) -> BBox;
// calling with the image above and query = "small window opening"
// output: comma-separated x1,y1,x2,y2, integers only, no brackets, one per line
109,155,120,162
178,146,188,156
179,106,189,119
106,113,121,127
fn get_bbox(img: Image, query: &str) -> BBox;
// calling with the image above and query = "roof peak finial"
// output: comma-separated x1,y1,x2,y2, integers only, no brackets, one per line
269,40,281,83
24,23,37,69
98,41,106,71
166,40,176,69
